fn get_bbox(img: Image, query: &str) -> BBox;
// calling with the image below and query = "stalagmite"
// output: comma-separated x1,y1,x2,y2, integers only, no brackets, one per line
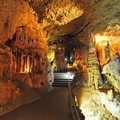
105,41,111,62
87,39,102,89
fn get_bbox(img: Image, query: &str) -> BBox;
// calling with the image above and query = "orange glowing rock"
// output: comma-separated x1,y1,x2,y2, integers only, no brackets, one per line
95,27,120,66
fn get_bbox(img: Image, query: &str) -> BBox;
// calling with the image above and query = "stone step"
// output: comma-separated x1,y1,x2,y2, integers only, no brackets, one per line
54,72,75,80
54,79,72,82
53,72,74,87
52,82,68,87
53,79,71,87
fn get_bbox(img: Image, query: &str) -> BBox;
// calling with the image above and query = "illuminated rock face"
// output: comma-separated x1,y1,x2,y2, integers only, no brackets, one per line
0,0,44,43
102,53,120,93
5,0,117,43
87,40,102,90
73,87,120,120
95,26,120,66
54,46,67,71
0,0,119,43
29,0,91,25
0,0,50,115
73,47,87,72
46,61,54,86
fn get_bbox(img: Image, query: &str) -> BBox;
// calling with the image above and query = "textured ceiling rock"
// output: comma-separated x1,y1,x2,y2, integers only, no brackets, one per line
28,0,94,42
0,0,120,46
28,0,92,25
0,0,48,45
28,0,120,45
75,0,120,45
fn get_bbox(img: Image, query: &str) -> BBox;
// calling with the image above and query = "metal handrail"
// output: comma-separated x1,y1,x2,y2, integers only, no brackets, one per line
68,72,81,120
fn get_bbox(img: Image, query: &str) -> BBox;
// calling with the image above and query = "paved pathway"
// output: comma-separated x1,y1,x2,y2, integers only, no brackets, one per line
0,87,73,120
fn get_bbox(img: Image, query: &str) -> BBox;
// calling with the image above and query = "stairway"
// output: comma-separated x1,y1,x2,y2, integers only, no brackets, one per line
52,72,75,87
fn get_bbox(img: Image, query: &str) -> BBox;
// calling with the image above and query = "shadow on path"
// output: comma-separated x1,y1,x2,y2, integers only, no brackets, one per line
0,87,72,120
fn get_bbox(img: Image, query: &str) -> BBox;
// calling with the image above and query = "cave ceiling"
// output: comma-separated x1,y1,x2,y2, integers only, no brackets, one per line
26,0,94,45
26,0,120,46
0,0,120,49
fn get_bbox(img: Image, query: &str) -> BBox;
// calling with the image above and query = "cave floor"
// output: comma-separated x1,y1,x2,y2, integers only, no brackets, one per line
0,87,72,120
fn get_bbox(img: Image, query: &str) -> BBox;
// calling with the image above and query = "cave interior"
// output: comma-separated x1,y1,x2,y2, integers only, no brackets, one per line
0,0,120,119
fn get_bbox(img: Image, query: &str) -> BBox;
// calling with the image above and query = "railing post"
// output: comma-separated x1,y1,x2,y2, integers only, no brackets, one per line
68,72,81,120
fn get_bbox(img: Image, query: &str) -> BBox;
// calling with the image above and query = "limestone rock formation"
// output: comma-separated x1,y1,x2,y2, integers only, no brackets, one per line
73,87,120,120
45,61,54,86
0,43,12,78
102,52,120,93
0,78,21,105
87,39,102,90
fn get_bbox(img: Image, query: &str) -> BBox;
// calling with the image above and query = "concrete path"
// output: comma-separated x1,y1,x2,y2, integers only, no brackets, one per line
0,87,73,120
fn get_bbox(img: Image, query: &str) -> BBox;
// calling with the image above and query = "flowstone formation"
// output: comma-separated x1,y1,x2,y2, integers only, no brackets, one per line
0,43,11,78
71,36,120,120
73,87,120,120
5,26,51,89
102,52,120,93
45,61,54,87
0,19,52,116
87,39,102,90
53,45,67,72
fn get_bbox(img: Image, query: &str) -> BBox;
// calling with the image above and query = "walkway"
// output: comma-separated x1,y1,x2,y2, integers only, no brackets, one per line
0,87,73,120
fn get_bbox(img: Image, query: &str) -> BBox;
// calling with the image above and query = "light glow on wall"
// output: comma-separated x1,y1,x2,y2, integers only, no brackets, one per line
93,25,120,65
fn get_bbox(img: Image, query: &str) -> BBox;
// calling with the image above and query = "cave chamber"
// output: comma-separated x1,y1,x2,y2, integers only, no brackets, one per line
0,0,120,120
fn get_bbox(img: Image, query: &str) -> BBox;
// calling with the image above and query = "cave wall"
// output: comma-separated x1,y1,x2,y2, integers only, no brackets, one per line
0,0,50,79
0,0,46,42
0,0,52,116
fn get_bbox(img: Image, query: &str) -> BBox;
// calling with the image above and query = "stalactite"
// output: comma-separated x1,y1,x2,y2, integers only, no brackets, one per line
32,58,34,73
31,53,34,73
16,51,19,72
18,50,21,73
26,55,29,72
25,55,27,70
29,55,32,72
23,55,26,72
15,27,22,41
6,26,48,74
33,57,37,73
20,51,23,72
